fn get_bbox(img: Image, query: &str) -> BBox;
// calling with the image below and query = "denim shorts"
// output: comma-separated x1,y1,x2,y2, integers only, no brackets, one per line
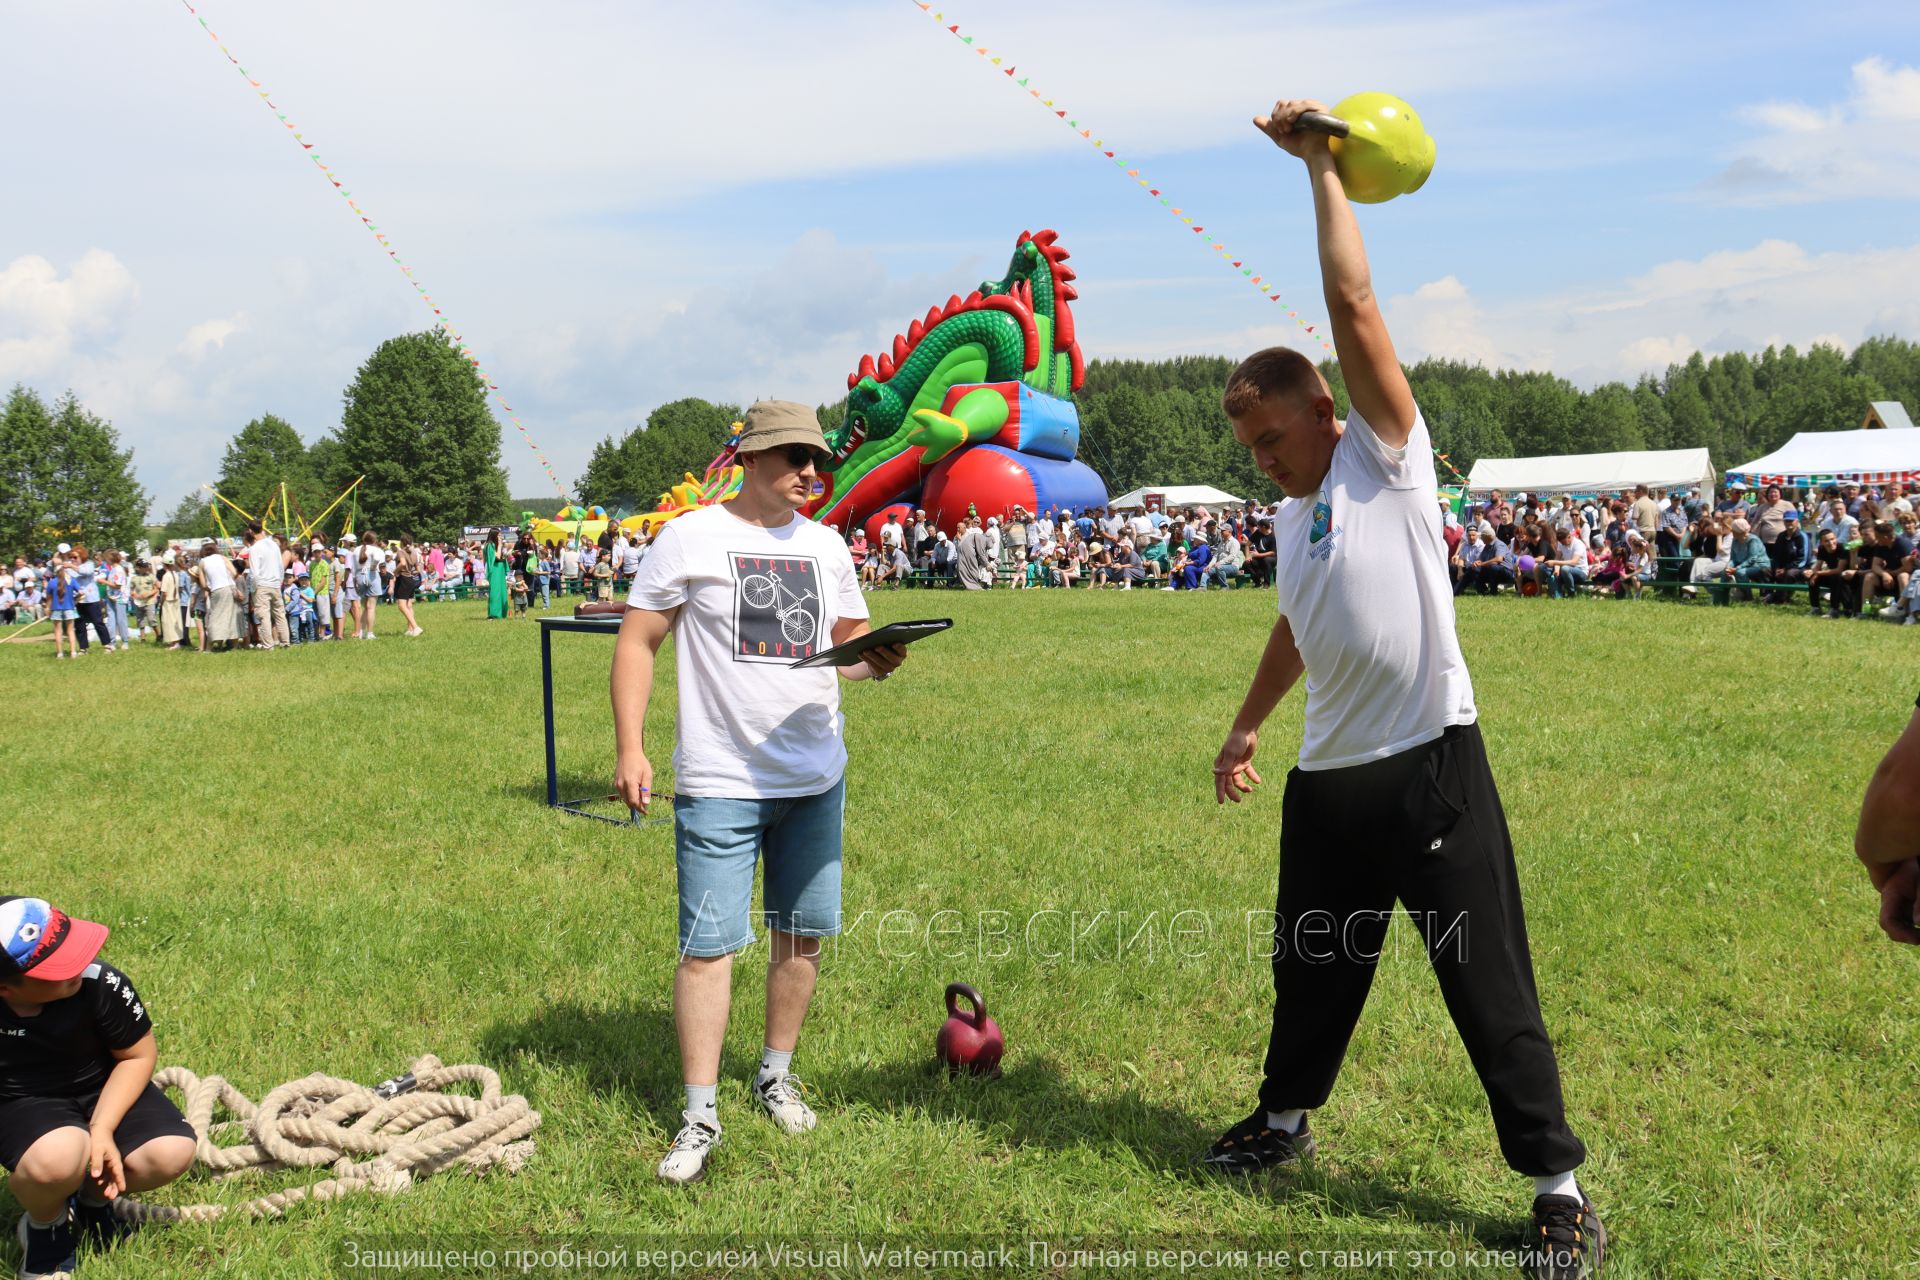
673,776,846,958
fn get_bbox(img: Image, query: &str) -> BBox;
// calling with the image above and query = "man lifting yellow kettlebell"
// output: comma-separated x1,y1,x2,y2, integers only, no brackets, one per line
1256,91,1436,203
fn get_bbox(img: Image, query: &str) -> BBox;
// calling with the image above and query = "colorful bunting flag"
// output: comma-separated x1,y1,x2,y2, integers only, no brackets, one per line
904,0,1333,355
175,0,568,497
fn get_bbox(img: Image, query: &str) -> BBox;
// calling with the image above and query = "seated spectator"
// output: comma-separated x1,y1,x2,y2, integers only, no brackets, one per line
876,545,911,589
1455,528,1516,595
1806,527,1860,618
1086,540,1113,587
1140,533,1170,583
1109,539,1145,590
1590,540,1630,596
1169,537,1213,591
1685,516,1729,595
1243,517,1275,587
1627,533,1657,597
1857,521,1905,617
1206,531,1244,589
1712,517,1771,605
1769,509,1815,603
1545,525,1589,598
930,531,956,578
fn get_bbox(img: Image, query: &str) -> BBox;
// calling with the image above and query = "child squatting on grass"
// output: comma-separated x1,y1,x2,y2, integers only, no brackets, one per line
0,897,195,1280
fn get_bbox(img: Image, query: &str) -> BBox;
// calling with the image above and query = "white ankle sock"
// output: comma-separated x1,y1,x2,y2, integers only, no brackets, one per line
27,1209,64,1228
685,1083,717,1119
1266,1108,1306,1134
1534,1170,1582,1202
757,1046,793,1081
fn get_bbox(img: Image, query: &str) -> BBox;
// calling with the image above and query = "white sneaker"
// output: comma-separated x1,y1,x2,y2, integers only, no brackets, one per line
405,627,423,637
657,1111,720,1184
754,1072,817,1134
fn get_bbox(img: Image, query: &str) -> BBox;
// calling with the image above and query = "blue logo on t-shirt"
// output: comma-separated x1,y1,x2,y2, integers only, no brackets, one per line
1307,501,1342,561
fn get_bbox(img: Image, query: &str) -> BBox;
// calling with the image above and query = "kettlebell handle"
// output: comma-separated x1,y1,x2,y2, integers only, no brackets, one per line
945,981,986,1025
1295,110,1351,139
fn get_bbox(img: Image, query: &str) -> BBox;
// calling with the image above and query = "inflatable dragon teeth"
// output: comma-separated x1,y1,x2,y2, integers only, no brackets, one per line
806,228,1109,540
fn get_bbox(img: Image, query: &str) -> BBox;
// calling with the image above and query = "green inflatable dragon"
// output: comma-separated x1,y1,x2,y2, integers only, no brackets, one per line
804,229,1108,537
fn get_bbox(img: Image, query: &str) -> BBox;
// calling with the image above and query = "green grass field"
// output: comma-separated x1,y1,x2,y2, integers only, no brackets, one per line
3,591,1916,1278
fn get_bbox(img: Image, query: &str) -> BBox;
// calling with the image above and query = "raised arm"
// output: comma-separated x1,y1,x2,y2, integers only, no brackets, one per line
1254,98,1417,448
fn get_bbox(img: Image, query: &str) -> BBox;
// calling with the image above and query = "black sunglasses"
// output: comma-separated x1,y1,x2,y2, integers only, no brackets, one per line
774,444,827,470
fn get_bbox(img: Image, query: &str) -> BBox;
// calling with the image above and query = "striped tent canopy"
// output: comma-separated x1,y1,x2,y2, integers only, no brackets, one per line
1725,428,1920,489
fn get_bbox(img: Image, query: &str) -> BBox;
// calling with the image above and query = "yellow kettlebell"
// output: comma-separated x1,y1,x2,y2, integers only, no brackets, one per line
1300,92,1435,204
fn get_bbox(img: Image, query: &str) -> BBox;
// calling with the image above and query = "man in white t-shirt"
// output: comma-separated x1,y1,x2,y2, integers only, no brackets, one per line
612,400,909,1187
244,522,290,649
1204,96,1603,1277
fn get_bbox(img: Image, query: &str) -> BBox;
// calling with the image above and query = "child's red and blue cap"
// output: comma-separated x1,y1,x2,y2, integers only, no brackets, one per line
0,896,109,982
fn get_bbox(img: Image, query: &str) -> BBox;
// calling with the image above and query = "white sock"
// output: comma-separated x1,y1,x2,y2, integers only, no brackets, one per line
684,1083,717,1121
1534,1170,1582,1202
27,1209,64,1228
757,1046,794,1081
1266,1108,1306,1134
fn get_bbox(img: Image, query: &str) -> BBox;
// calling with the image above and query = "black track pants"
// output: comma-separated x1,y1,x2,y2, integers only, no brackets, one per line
1258,721,1586,1176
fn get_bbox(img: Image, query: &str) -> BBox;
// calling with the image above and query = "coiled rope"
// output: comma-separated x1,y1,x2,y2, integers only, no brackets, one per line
116,1054,539,1223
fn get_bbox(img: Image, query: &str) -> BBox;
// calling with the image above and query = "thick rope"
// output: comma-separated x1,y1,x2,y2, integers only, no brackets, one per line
116,1054,539,1223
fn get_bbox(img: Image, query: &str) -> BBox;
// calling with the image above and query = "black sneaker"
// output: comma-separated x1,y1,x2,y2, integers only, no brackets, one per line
71,1194,133,1251
1526,1194,1606,1279
14,1210,78,1280
1201,1108,1314,1172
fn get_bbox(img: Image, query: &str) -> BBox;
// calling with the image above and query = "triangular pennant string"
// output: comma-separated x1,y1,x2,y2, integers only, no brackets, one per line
902,0,1333,355
173,0,570,496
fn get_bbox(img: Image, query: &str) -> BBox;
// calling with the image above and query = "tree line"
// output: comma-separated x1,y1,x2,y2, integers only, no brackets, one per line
579,337,1920,512
4,332,1913,563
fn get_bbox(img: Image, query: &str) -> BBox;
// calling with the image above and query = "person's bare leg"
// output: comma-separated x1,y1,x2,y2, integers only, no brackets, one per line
764,929,821,1053
8,1128,86,1224
675,952,734,1088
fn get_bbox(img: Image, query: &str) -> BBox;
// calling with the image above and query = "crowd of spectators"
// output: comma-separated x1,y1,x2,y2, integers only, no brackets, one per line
1445,479,1919,622
11,478,1912,655
0,520,672,656
842,500,1275,592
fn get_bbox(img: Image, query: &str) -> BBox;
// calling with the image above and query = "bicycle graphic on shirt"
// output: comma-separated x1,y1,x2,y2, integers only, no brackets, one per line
739,568,818,646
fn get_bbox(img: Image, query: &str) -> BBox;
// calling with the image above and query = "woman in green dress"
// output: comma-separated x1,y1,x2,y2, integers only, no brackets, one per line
485,529,509,619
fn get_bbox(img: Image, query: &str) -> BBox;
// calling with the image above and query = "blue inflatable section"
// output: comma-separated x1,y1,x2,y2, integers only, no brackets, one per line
1010,384,1080,462
999,446,1107,517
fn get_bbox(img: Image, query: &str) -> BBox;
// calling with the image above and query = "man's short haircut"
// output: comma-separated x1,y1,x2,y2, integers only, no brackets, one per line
1222,347,1323,420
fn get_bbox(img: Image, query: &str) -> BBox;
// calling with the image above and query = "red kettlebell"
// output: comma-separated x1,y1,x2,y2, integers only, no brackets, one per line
936,981,1004,1075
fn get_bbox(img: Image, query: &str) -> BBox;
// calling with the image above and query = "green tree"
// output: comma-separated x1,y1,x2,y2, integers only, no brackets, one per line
338,329,511,541
215,413,315,532
578,398,742,515
43,392,147,551
0,385,57,559
159,491,216,542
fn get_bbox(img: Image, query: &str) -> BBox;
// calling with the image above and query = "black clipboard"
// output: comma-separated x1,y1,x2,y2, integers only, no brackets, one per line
788,618,953,669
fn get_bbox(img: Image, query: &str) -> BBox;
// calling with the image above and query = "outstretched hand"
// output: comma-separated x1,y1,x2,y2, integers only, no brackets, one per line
1253,98,1333,160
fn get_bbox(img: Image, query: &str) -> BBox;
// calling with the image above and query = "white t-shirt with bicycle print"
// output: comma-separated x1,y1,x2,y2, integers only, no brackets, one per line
627,504,867,798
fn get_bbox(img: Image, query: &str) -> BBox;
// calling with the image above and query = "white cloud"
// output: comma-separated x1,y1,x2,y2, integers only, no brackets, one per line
180,314,247,359
0,250,138,379
1374,239,1920,385
1705,57,1920,205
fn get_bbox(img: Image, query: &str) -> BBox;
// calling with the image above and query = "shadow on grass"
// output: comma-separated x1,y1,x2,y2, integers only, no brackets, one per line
483,1002,1512,1244
832,1054,1515,1245
497,775,611,807
481,1002,731,1120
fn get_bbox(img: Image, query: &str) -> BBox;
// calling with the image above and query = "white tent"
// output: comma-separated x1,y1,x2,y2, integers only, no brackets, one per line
1726,428,1920,488
1107,484,1245,510
1463,448,1713,497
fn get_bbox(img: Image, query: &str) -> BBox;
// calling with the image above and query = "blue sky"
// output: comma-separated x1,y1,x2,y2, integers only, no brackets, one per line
2,0,1916,510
